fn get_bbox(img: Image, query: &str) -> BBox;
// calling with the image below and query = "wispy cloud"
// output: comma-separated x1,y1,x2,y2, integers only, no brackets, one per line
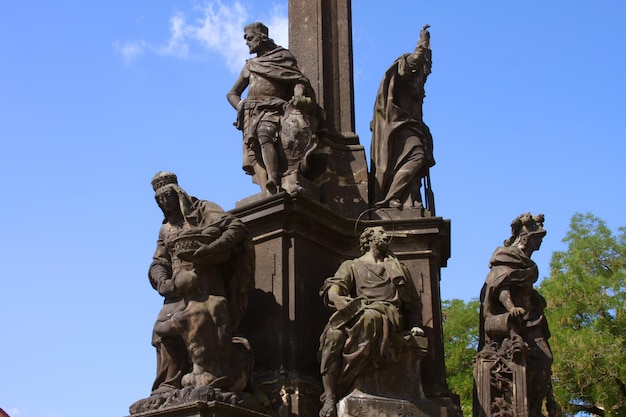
158,13,190,58
113,1,288,73
113,39,146,63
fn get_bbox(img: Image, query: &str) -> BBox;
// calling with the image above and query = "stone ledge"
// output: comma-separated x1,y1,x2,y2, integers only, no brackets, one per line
338,389,449,417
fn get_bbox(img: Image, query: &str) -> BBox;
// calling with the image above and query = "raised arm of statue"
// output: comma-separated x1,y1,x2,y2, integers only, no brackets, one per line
407,24,431,69
418,24,430,49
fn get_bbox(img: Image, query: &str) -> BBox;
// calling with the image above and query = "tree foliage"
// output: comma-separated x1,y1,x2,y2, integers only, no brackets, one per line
442,298,480,416
539,213,626,416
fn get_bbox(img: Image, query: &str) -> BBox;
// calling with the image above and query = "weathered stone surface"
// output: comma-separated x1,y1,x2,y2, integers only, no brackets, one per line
129,388,266,416
338,390,449,417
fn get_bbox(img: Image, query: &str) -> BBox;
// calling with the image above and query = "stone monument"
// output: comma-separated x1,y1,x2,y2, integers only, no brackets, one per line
131,2,461,416
473,213,556,417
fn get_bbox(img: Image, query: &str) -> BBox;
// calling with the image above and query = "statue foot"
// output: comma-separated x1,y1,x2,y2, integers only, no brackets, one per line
319,398,337,417
266,180,278,194
151,384,178,395
182,371,218,388
374,199,402,209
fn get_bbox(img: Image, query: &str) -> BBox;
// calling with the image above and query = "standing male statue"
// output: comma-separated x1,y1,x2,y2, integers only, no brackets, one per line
147,171,255,396
370,24,435,210
228,22,319,195
475,213,556,417
318,226,427,417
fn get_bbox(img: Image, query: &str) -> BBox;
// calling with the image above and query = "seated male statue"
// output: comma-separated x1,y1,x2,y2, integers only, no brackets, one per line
318,226,427,417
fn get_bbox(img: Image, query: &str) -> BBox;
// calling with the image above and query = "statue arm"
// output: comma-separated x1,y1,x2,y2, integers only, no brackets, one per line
148,231,177,297
406,24,431,70
320,261,355,310
227,69,249,109
326,284,352,311
398,263,424,331
189,215,246,263
498,288,526,317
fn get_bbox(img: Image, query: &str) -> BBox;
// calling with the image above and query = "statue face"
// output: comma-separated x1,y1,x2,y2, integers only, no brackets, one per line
244,30,262,54
369,227,389,251
526,233,544,253
156,188,178,213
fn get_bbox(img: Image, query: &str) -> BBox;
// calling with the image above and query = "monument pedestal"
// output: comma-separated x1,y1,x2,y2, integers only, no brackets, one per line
473,350,528,417
338,390,450,417
231,192,457,417
128,401,269,417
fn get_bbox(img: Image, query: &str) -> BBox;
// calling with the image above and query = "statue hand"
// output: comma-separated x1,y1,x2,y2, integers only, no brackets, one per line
290,95,311,110
190,241,231,264
410,326,425,336
157,279,177,297
176,250,195,262
332,295,353,311
417,24,430,49
510,307,526,317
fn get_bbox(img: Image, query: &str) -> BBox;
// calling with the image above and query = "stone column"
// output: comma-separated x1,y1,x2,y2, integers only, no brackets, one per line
288,0,356,139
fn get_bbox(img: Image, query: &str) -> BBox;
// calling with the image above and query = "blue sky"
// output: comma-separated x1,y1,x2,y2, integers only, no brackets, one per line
1,1,624,416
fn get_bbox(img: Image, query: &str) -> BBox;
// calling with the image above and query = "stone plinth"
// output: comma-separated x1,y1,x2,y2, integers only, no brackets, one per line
127,401,269,417
473,349,528,417
338,390,449,417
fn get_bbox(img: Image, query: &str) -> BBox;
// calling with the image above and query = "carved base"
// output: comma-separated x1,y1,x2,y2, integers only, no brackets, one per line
235,172,320,209
280,171,320,198
370,207,433,220
129,387,266,416
353,335,428,404
338,390,449,417
253,370,324,417
473,338,528,417
127,401,270,417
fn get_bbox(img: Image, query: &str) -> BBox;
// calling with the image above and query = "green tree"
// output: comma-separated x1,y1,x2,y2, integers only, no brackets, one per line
442,298,480,416
539,213,626,416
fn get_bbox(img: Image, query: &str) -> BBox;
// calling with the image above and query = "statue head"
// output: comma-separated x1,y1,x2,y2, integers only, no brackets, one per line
359,226,390,254
151,171,193,220
152,171,178,193
244,22,277,54
151,171,178,209
504,213,546,254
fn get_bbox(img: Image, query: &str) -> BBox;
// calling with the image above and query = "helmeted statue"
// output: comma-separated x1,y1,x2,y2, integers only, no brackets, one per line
370,24,435,211
228,22,320,195
474,213,556,417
